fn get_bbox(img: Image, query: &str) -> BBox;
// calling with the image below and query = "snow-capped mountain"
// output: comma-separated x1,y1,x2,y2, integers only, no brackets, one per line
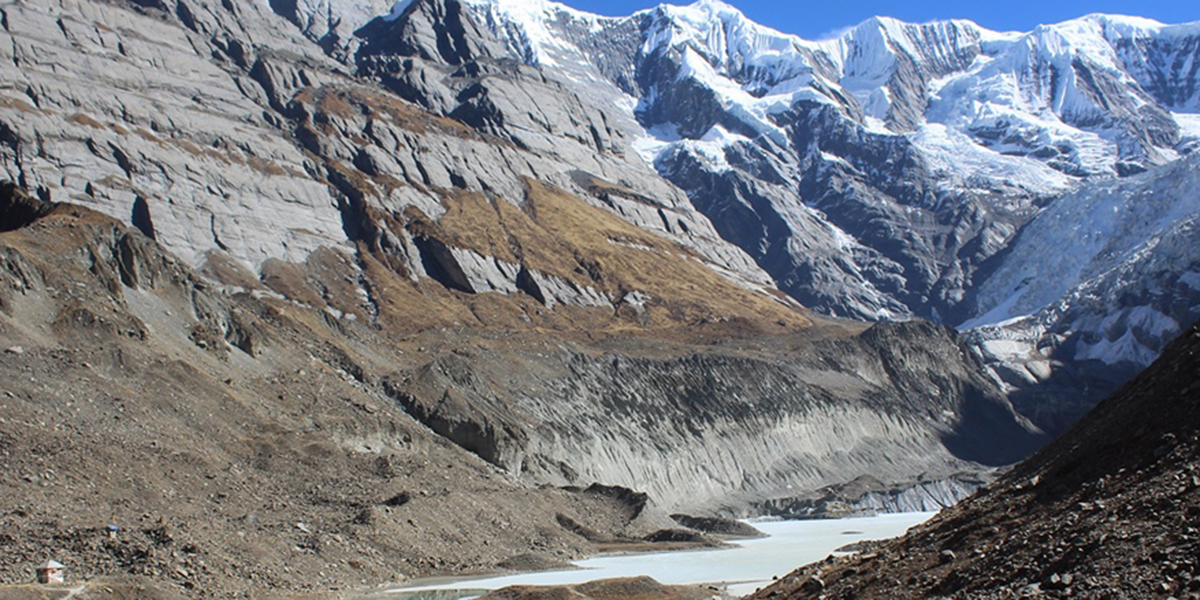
0,0,1049,540
330,0,1200,425
339,0,1200,324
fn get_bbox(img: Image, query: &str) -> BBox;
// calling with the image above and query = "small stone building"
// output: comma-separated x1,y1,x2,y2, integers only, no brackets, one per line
36,559,65,584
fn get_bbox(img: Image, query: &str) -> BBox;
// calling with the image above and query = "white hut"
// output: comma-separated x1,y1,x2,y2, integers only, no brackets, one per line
36,559,65,584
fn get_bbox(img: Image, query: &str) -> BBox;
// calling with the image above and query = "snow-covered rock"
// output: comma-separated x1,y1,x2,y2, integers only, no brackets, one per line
968,154,1200,327
964,154,1200,432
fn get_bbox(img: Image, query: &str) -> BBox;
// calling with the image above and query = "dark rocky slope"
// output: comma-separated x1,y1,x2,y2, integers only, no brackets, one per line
752,319,1200,599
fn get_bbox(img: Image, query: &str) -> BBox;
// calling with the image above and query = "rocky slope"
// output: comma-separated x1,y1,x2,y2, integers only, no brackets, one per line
0,184,707,597
0,167,1042,594
380,317,1044,515
750,318,1200,599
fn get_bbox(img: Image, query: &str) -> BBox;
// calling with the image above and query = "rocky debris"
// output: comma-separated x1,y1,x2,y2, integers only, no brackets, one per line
378,318,1045,514
668,514,764,539
0,578,185,600
754,472,995,519
642,529,711,544
749,319,1200,599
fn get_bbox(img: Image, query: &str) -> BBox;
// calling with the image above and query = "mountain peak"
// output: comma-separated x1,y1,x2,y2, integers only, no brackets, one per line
681,0,742,14
1078,12,1168,32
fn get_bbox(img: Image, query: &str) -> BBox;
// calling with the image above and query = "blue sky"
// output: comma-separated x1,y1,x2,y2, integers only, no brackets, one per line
565,0,1199,39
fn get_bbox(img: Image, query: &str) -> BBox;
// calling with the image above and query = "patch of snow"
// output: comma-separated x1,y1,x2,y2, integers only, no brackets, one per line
818,151,852,168
1176,112,1200,140
460,0,624,67
1074,326,1159,365
383,0,417,21
631,123,682,165
978,338,1037,362
861,115,891,134
961,289,1026,329
910,124,1074,197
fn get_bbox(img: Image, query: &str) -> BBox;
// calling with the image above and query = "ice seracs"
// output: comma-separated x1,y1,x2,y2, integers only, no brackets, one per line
963,154,1200,431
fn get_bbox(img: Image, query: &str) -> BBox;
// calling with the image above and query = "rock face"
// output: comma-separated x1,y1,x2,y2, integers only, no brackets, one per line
0,0,775,320
0,0,352,268
750,319,1200,599
381,319,1044,514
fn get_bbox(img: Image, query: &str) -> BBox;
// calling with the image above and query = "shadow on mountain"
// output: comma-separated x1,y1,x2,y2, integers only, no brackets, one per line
940,388,1049,467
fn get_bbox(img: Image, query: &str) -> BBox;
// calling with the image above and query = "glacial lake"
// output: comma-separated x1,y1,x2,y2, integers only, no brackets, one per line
389,511,935,599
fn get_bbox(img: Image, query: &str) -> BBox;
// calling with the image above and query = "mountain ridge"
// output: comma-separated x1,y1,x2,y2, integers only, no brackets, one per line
371,0,1197,328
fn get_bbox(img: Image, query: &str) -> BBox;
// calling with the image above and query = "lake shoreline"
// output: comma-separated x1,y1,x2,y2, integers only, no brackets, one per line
367,512,937,600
